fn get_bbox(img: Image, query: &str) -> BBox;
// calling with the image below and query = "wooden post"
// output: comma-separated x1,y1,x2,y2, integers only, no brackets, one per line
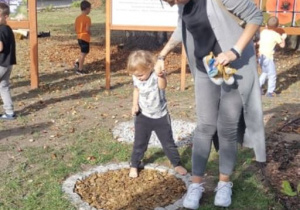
28,0,38,89
180,45,187,91
105,0,111,90
8,0,39,89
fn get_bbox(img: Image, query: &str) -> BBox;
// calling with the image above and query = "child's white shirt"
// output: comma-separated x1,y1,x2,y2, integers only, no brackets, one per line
133,72,167,119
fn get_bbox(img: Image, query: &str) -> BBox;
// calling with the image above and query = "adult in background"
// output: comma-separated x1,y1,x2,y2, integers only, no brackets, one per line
156,0,266,209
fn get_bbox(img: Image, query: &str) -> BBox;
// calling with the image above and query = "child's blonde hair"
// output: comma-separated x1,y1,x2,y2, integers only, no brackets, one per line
267,16,279,29
127,50,155,74
0,3,10,16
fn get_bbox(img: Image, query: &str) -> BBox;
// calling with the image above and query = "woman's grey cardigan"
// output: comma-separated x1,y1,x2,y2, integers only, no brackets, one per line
171,0,266,162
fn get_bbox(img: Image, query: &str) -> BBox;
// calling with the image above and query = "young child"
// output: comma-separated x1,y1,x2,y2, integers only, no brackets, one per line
74,0,91,75
258,16,287,97
127,50,187,178
0,3,16,120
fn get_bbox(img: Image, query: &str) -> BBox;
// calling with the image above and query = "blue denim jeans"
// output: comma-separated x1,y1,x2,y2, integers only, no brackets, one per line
258,54,276,93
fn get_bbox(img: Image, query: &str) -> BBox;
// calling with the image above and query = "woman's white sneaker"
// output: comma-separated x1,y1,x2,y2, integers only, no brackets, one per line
214,181,233,207
183,183,205,209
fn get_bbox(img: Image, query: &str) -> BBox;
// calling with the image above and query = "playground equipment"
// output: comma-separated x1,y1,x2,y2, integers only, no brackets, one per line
258,0,300,34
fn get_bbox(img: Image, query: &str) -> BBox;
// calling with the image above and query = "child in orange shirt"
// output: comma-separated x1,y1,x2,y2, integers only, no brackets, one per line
74,1,91,75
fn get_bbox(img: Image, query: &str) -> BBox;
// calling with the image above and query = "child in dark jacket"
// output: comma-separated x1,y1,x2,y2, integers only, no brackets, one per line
0,2,16,120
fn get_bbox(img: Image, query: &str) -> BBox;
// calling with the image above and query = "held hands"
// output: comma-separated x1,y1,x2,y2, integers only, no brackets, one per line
154,59,165,77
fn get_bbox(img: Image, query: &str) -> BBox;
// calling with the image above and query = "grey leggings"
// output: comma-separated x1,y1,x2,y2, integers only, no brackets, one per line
0,66,14,115
192,69,243,176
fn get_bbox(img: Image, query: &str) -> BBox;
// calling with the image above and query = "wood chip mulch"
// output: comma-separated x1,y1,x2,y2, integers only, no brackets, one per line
74,168,186,209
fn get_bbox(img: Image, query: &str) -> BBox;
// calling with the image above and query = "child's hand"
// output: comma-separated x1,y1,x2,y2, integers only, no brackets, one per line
131,105,139,116
154,59,165,77
282,33,287,40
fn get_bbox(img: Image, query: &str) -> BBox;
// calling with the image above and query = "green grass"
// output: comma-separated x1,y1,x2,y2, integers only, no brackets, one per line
0,127,131,209
37,7,105,36
0,132,282,209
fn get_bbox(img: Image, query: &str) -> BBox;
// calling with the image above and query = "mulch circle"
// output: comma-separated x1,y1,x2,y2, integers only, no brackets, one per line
74,168,186,209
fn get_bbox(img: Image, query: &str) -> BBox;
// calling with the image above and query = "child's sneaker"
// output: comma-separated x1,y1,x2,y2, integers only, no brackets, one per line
203,53,223,85
265,92,276,97
74,60,79,69
214,181,233,207
203,56,218,77
0,113,16,120
223,66,236,85
183,183,205,209
75,69,88,75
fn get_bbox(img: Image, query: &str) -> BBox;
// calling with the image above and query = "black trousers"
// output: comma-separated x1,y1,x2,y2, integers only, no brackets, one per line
130,113,182,168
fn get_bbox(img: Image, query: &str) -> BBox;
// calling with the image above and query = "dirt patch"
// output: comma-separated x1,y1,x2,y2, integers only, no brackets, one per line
264,118,300,210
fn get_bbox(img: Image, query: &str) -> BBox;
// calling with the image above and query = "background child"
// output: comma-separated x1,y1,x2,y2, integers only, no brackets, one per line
74,0,91,75
127,50,187,178
258,16,287,97
0,2,16,120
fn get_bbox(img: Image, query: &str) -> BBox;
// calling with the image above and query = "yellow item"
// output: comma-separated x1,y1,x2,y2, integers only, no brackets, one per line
205,52,237,85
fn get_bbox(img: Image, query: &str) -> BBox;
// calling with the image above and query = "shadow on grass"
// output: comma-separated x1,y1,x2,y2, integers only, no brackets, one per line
11,45,134,102
276,60,300,94
16,78,132,116
0,121,53,141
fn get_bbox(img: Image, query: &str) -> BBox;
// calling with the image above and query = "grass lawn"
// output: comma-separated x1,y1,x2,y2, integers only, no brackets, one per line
0,5,285,210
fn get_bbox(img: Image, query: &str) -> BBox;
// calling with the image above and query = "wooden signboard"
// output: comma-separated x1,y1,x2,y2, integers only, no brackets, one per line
106,0,187,90
7,0,38,89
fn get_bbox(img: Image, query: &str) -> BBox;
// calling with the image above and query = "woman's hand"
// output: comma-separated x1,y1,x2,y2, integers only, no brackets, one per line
154,59,165,77
215,50,237,66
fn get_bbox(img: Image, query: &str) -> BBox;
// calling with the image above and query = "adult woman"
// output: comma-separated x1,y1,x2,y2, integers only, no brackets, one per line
156,0,266,209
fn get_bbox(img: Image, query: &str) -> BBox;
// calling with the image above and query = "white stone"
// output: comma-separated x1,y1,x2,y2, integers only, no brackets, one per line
112,120,196,148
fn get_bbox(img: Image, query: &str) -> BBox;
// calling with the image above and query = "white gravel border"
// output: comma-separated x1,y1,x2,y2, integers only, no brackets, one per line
112,120,196,148
62,162,191,210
